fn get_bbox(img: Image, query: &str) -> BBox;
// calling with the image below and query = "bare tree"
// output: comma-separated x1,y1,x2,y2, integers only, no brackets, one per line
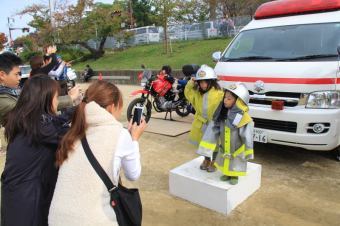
208,0,217,20
218,0,271,18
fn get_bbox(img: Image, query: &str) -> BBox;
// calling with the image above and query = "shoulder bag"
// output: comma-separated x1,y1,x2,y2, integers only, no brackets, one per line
81,137,142,226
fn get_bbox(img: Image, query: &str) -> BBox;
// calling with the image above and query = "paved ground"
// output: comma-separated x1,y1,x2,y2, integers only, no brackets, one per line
1,84,339,226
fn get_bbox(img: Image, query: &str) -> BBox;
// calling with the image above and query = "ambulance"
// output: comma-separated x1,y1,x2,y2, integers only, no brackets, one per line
212,0,340,160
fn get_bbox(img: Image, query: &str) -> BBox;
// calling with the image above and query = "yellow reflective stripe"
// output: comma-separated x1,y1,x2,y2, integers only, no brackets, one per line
226,170,246,177
199,141,216,151
232,144,245,158
223,127,231,173
224,127,230,155
244,149,254,157
214,161,246,176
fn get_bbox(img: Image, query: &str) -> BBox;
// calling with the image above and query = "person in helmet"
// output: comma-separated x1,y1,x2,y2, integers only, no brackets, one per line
197,82,254,184
184,65,224,172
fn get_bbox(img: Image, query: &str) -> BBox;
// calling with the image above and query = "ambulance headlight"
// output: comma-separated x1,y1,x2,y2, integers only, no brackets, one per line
306,91,340,109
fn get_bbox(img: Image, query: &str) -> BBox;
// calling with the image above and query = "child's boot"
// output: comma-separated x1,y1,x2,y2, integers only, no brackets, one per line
200,159,210,170
206,161,216,172
220,175,231,181
230,176,238,185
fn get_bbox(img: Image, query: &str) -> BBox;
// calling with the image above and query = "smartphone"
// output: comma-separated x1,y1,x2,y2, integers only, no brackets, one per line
132,106,143,125
67,80,75,90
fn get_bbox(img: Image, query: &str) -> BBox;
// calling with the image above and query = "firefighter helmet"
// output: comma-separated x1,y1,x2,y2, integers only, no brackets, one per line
195,65,218,81
223,82,250,104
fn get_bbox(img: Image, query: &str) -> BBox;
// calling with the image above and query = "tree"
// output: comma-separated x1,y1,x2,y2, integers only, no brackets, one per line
131,0,154,27
174,0,208,23
207,0,217,20
18,3,54,45
55,1,127,58
151,0,208,54
218,0,271,18
19,0,127,59
0,33,8,51
150,0,179,54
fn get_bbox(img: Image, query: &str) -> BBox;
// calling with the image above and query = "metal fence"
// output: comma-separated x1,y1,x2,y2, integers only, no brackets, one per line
87,16,252,49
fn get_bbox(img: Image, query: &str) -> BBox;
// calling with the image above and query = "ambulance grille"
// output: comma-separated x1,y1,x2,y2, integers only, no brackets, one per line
249,91,301,107
249,99,298,107
253,118,297,133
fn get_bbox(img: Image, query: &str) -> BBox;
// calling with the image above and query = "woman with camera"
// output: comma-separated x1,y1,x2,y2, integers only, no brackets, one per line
49,81,146,226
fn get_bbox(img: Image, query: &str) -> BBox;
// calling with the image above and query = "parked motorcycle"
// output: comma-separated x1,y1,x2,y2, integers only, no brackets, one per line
127,64,199,123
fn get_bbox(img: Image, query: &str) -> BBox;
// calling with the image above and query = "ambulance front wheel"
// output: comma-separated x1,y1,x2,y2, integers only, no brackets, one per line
334,146,340,161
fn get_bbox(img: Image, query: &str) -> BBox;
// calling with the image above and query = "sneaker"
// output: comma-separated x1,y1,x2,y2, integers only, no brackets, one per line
206,161,216,173
199,159,210,170
220,175,231,181
230,176,238,185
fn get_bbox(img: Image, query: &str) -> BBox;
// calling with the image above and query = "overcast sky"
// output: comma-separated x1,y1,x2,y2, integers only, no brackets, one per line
0,0,113,40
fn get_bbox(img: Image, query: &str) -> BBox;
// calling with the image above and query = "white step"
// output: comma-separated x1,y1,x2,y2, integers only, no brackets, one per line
169,157,262,215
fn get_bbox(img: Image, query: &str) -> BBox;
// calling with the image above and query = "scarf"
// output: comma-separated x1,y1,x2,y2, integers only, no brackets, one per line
0,85,20,98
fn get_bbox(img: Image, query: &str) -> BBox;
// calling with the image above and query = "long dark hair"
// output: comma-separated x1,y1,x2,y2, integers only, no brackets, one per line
4,74,60,144
56,81,122,166
194,79,221,94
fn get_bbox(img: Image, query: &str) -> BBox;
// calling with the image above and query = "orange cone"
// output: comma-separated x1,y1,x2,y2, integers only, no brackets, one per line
98,72,103,81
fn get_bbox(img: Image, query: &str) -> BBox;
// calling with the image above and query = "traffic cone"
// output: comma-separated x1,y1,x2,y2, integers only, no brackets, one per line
98,72,103,81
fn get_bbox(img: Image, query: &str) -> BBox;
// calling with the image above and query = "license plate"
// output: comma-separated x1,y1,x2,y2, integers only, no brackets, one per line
253,128,268,143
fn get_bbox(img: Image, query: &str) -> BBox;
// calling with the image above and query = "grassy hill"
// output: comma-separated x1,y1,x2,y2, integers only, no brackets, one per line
73,38,232,71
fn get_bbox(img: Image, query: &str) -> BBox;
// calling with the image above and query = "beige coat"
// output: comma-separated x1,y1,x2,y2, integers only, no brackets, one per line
48,101,122,226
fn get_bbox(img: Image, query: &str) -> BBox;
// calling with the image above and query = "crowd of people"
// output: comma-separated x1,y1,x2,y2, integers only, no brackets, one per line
0,46,253,225
0,47,147,226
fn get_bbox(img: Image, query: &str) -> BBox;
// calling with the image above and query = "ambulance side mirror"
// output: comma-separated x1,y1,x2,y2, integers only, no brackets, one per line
212,51,222,62
337,46,340,55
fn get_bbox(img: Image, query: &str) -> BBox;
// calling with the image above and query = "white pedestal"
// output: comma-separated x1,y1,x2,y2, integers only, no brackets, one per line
169,157,261,215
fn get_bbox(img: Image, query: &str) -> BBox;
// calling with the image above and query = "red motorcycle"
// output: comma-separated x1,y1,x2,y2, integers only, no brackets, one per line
127,65,198,122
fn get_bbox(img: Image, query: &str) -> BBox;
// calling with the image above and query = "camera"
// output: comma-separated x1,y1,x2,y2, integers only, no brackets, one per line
132,106,143,125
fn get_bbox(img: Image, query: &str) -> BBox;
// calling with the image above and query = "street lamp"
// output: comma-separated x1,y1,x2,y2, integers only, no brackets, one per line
7,17,30,47
7,17,14,43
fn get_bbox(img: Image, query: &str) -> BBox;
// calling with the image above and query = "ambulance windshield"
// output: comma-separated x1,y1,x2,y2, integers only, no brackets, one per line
222,23,340,61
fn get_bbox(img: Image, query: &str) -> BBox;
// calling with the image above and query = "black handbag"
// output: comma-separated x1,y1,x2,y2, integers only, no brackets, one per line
81,137,142,226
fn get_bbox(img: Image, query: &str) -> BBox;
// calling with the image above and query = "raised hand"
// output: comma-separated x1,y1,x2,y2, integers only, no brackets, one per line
46,45,57,55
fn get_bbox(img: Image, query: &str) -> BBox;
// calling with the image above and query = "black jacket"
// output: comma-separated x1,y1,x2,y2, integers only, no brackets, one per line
30,54,58,77
1,114,70,226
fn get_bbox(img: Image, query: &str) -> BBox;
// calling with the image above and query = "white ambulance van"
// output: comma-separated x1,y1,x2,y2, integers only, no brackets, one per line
212,0,340,159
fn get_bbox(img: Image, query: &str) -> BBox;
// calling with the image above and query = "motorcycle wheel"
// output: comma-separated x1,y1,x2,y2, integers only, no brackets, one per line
127,98,152,123
175,101,191,117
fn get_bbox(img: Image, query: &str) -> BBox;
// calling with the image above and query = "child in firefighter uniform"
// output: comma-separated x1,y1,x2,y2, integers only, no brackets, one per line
184,65,224,172
197,83,254,185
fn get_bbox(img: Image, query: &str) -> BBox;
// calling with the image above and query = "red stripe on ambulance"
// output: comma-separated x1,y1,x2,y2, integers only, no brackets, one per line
218,75,340,84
